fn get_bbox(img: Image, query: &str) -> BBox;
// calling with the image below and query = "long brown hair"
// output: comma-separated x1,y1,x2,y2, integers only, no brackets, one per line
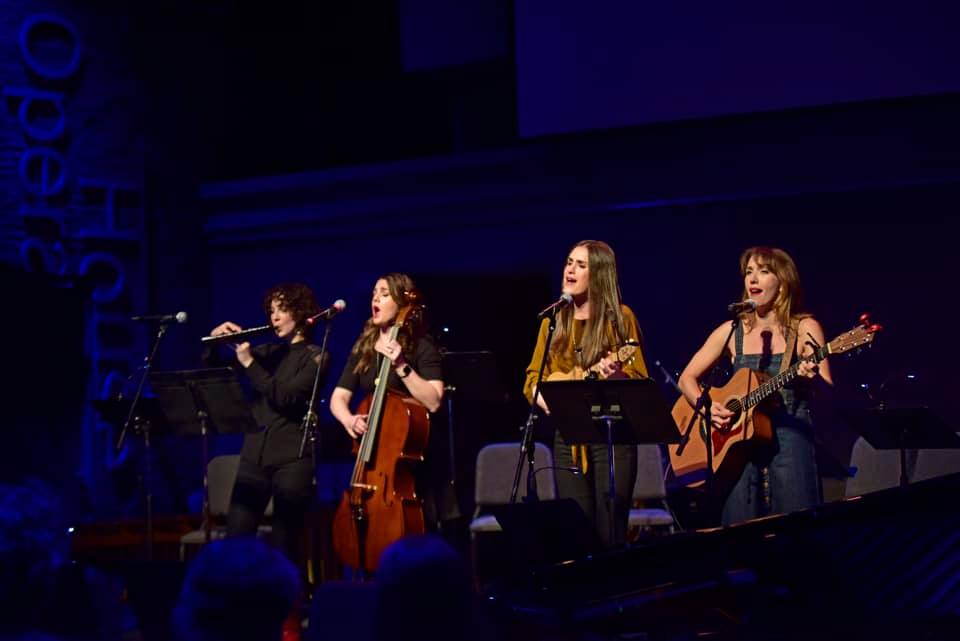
351,272,422,374
738,246,808,334
550,240,627,368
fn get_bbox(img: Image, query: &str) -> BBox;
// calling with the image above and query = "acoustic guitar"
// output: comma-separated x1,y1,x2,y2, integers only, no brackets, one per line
667,314,880,498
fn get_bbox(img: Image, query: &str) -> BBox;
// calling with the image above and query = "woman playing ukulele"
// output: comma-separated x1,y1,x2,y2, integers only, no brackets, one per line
523,240,649,546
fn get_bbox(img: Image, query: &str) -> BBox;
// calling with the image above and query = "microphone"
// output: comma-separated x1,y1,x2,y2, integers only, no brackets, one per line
727,300,757,315
305,299,346,325
131,311,188,324
537,293,574,318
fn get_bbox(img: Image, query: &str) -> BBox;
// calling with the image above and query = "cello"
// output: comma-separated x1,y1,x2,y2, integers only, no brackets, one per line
332,290,431,574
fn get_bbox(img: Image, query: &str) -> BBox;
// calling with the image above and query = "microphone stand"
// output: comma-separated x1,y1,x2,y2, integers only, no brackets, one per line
299,319,333,460
298,319,332,588
673,315,740,518
510,308,561,504
116,319,173,561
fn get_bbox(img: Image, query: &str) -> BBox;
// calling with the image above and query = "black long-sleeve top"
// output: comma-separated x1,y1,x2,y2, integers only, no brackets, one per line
203,342,326,466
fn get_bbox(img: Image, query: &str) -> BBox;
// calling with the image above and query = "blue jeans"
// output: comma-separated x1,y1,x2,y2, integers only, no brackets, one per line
721,416,821,526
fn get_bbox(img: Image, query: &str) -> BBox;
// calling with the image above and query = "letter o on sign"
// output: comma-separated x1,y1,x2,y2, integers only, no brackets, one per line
19,14,82,81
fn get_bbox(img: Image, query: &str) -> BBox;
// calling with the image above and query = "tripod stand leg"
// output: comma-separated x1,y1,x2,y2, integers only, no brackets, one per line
198,411,211,544
143,423,153,561
899,446,909,488
606,418,616,546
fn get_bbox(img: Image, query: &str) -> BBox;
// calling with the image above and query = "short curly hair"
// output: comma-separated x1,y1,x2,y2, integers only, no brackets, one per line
262,282,321,338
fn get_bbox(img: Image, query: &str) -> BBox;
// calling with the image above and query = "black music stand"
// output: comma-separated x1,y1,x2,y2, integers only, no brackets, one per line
93,397,168,434
93,397,170,559
440,350,501,523
842,406,960,488
149,368,259,543
488,498,601,571
539,378,680,544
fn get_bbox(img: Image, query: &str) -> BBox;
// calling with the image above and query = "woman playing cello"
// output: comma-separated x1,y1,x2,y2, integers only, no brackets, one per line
329,273,444,572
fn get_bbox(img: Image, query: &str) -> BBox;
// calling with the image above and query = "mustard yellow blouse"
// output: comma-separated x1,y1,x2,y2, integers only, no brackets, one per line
522,304,649,404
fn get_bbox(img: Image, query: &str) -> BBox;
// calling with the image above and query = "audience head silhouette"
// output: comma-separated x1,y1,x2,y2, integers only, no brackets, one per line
375,534,474,641
173,536,300,641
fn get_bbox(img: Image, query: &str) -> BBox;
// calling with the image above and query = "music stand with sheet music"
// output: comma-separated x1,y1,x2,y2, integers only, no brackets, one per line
539,378,680,544
149,368,259,543
842,406,960,488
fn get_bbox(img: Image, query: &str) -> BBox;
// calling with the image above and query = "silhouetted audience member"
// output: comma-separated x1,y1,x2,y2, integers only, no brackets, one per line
374,534,477,641
0,480,68,636
173,537,300,641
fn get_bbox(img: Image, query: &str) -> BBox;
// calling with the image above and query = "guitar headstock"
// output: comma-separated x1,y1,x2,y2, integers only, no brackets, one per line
827,313,882,356
616,339,640,364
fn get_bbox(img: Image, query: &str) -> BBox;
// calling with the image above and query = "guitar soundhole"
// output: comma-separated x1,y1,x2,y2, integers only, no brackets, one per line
717,399,743,433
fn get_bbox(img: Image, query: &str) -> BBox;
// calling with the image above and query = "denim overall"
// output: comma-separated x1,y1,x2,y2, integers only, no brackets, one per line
720,323,821,525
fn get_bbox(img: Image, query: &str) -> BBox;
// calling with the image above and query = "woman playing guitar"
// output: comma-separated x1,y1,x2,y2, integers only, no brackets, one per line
676,246,832,526
329,273,444,571
523,240,649,547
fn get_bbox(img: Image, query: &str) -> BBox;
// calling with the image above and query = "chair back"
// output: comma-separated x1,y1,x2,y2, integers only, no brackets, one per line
205,454,274,517
206,454,241,517
844,436,917,497
632,444,667,501
913,435,960,482
474,442,556,506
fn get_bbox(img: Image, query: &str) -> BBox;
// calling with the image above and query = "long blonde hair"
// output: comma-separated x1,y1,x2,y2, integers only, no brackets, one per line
738,246,808,335
350,272,422,374
550,240,627,368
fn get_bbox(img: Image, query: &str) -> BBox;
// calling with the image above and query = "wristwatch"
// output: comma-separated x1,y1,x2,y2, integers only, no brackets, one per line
397,363,412,379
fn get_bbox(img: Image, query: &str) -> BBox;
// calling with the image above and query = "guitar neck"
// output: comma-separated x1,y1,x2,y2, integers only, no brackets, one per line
584,344,637,376
742,345,826,410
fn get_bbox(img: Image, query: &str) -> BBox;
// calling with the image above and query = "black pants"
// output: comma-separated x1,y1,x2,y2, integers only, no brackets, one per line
553,431,637,547
227,456,314,563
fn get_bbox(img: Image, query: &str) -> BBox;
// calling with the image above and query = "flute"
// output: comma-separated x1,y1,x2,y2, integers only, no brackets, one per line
200,324,275,344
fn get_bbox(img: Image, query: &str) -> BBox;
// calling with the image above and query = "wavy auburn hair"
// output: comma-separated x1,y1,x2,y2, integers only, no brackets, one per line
738,246,809,334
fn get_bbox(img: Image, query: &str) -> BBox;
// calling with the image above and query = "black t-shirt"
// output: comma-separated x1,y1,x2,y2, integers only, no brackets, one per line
202,341,326,466
336,336,443,396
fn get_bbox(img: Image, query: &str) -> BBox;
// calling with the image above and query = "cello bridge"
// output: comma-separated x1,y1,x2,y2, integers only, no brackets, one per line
351,482,377,492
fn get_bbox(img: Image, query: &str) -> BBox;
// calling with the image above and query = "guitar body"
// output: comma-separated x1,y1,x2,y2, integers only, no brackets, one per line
667,315,882,502
667,367,774,499
545,367,586,382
